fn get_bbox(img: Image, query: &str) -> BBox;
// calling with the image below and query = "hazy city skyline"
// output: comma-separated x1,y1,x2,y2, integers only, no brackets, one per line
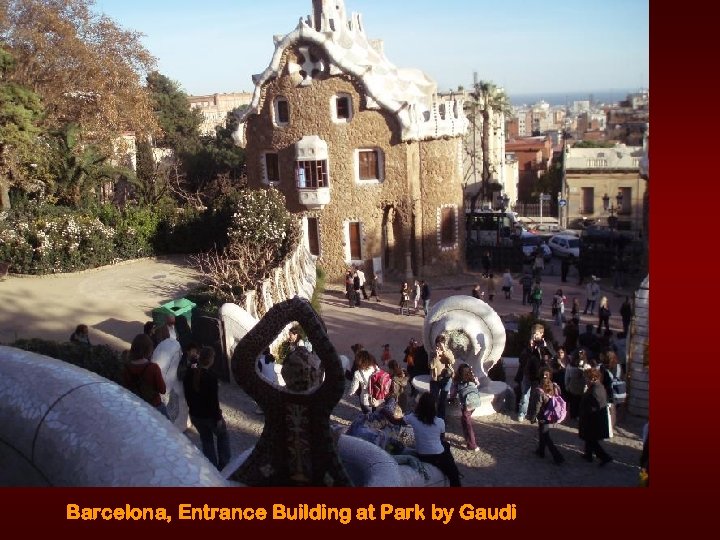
94,0,649,97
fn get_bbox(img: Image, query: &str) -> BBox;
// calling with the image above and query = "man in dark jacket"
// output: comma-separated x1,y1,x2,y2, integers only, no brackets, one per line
579,367,613,465
420,280,431,316
516,324,555,422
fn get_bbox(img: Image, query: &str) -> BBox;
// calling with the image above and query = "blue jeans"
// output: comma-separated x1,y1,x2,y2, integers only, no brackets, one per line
191,416,231,471
518,379,532,419
423,299,430,316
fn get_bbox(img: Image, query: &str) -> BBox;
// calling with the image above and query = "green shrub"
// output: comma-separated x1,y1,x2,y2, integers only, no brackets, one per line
10,338,125,384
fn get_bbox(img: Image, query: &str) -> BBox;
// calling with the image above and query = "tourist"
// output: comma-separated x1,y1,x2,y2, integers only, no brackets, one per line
380,343,392,366
257,346,278,384
517,324,555,422
165,314,177,341
552,289,566,328
501,269,514,299
356,265,369,300
579,367,613,466
529,281,542,317
429,334,454,420
597,296,611,334
399,282,410,316
485,273,496,303
348,349,379,414
403,392,461,486
528,368,565,465
69,324,91,346
519,271,533,305
353,269,362,307
620,296,633,337
583,277,600,315
451,363,481,452
481,251,491,277
420,279,431,316
369,272,382,302
564,353,586,420
413,279,422,313
471,283,482,299
183,346,231,471
387,358,409,412
532,251,544,281
122,333,168,419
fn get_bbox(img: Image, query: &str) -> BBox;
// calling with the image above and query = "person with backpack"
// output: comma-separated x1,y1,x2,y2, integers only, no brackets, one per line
527,368,566,465
183,346,231,471
517,324,555,422
452,364,482,452
122,333,168,419
348,350,381,413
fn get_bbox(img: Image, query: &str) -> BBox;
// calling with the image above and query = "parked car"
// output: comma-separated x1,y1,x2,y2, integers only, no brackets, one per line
520,232,552,262
547,234,580,258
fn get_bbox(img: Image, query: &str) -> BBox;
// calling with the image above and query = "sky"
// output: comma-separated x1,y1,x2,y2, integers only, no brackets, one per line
93,0,649,98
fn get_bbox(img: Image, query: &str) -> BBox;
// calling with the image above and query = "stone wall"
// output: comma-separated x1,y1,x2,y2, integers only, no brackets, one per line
245,46,464,281
627,275,649,418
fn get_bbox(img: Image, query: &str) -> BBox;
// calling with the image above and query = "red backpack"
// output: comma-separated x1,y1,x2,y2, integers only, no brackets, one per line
368,368,392,405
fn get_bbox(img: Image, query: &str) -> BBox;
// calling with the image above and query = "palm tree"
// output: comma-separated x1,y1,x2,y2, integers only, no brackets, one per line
49,123,120,207
467,80,510,214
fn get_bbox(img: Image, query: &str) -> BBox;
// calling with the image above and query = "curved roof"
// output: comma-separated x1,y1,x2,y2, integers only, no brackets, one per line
234,1,468,145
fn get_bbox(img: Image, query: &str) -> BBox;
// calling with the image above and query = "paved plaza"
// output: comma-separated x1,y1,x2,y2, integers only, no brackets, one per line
0,257,646,487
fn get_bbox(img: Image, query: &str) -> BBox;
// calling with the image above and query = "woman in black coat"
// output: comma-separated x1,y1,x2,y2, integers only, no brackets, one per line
578,367,613,466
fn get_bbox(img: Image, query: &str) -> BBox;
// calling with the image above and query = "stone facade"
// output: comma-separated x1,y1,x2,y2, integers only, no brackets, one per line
236,1,467,281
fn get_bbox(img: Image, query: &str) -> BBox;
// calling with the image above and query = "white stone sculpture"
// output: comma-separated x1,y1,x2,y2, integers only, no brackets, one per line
0,346,226,486
151,337,188,431
219,303,260,379
423,295,510,416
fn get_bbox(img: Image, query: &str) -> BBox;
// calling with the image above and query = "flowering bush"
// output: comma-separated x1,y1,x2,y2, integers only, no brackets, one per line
0,188,297,275
0,212,116,273
228,187,298,262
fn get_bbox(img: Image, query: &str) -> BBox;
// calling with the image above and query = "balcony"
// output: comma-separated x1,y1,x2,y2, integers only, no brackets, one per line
298,187,330,210
295,135,330,209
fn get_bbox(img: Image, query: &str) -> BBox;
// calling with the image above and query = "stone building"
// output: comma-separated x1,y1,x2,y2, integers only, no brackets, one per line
563,144,646,234
232,0,468,280
189,92,253,136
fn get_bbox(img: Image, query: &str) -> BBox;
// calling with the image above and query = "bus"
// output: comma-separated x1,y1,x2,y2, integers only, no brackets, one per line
466,210,523,247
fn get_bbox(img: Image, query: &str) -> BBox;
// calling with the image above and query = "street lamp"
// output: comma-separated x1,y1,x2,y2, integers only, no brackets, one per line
499,194,510,211
602,192,624,231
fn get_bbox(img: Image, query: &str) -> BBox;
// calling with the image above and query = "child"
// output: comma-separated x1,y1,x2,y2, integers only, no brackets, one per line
381,344,392,366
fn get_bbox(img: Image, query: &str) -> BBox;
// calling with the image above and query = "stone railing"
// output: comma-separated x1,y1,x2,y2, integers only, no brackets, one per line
627,275,649,418
240,240,316,321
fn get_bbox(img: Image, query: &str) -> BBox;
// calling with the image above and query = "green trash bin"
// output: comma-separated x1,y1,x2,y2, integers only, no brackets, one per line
152,298,196,327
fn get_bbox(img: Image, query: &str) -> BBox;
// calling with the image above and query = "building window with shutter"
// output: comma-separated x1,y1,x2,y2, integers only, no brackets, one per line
263,152,280,184
346,221,362,261
438,205,457,249
356,149,383,183
274,97,289,126
582,187,594,214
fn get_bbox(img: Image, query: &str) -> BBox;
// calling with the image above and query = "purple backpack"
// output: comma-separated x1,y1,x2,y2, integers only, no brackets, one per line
542,386,567,424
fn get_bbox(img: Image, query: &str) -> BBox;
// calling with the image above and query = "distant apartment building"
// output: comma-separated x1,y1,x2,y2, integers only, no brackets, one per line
604,90,649,146
505,136,553,202
562,144,646,234
189,92,253,135
576,111,607,141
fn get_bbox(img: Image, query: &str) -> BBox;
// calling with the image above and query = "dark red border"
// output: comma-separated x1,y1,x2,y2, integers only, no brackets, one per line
4,1,718,536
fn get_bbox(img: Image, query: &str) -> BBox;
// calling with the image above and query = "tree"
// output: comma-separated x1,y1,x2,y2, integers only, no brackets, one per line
0,46,48,209
1,0,157,152
129,138,171,206
146,71,203,151
48,122,129,207
465,80,510,214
